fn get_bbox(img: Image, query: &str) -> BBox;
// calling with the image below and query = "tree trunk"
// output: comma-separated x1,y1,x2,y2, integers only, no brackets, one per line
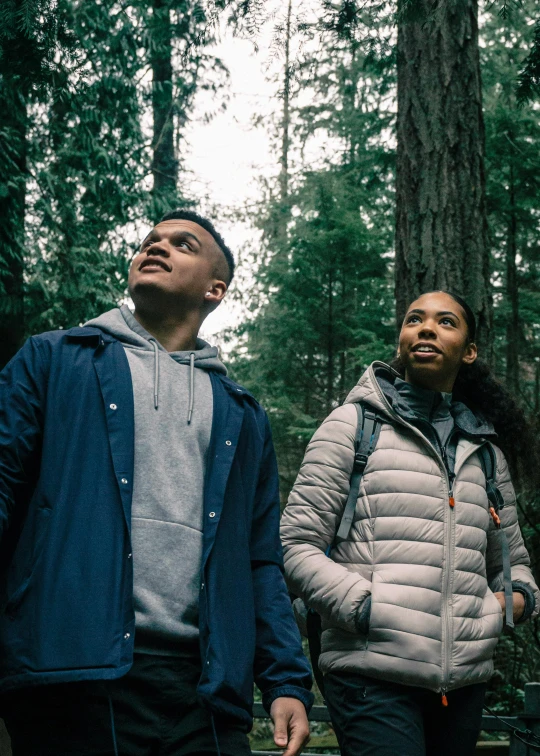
279,0,292,207
327,267,334,413
0,78,27,369
505,163,519,393
151,0,177,218
395,0,491,349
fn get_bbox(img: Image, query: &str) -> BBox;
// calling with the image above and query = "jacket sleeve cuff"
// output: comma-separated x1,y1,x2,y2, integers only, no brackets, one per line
512,581,536,624
262,685,315,715
355,595,371,635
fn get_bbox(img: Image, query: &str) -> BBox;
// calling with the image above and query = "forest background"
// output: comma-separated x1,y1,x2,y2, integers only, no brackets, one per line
2,0,540,750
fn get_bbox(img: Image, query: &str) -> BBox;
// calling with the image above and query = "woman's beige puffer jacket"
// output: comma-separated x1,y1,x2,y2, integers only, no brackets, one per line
280,363,540,694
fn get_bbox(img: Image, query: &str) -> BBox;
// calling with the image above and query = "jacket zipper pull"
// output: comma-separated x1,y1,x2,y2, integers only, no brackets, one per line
489,506,501,528
441,692,448,707
448,474,455,508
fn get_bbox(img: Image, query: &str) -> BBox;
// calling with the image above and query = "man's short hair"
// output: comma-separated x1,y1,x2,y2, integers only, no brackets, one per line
159,209,235,284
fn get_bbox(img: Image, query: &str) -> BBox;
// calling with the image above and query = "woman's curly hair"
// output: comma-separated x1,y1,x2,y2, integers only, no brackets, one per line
392,292,540,488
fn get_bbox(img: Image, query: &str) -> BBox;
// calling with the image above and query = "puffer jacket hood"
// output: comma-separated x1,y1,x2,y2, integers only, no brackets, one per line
281,362,540,694
346,361,496,440
86,305,226,418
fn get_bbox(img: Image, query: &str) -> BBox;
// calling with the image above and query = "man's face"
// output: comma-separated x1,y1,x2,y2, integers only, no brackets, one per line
128,219,228,312
398,292,477,392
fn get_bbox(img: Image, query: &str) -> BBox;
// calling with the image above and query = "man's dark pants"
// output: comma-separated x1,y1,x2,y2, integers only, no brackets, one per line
0,654,251,756
325,672,486,756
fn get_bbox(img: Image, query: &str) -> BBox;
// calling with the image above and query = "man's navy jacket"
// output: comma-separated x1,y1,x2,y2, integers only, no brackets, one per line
0,328,313,727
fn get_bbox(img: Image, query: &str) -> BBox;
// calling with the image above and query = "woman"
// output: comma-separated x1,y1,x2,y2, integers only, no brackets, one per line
280,290,539,756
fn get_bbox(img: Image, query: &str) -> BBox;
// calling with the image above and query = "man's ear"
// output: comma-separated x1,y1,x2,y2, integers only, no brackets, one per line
203,280,227,309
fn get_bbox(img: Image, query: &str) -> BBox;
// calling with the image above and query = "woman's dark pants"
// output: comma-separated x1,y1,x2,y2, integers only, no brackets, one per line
324,672,486,756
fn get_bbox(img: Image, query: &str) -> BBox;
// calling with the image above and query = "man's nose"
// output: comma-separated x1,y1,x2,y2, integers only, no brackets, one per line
146,241,171,257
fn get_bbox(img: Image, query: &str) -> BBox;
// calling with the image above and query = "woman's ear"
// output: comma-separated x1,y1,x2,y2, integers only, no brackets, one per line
462,342,478,365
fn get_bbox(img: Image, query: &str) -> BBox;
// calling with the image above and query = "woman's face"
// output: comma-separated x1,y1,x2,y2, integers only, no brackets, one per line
398,292,478,393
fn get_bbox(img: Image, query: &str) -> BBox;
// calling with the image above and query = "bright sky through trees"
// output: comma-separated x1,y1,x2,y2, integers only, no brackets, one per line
188,24,277,338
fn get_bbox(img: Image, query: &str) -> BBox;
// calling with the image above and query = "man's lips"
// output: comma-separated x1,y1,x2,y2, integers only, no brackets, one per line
139,257,171,272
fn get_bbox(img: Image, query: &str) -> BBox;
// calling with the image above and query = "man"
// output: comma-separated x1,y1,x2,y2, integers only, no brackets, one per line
0,209,313,755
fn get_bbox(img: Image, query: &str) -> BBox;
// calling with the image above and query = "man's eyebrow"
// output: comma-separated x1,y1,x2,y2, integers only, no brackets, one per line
407,308,460,320
169,230,201,246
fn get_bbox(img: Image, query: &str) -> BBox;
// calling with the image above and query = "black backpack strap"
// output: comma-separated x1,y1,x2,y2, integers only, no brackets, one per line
478,443,514,629
336,403,382,542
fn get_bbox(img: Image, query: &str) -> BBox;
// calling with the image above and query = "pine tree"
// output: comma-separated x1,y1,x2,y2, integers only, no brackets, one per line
483,1,540,405
0,0,67,365
230,7,396,495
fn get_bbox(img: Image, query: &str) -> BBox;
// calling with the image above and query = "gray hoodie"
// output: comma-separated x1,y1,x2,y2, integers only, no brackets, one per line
86,305,226,654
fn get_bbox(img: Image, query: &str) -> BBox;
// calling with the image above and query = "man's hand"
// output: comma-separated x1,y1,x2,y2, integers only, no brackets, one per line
270,696,310,756
494,591,525,623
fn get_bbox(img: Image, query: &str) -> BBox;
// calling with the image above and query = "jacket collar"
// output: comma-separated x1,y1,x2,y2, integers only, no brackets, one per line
377,364,495,440
66,327,258,406
65,326,116,345
347,361,496,441
213,373,258,405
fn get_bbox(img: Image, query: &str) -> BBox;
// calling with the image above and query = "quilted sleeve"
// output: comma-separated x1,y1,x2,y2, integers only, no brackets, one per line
280,403,371,634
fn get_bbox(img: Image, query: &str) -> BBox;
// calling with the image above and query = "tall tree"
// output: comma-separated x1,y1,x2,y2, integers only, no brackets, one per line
150,0,178,214
395,1,491,346
483,1,540,402
0,0,62,367
230,9,395,496
0,77,27,368
279,0,293,208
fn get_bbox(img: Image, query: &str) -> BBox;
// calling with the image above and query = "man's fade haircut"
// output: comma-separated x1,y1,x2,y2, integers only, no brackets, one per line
159,209,235,284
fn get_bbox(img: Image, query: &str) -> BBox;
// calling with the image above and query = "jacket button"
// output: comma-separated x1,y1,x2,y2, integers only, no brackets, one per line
121,478,128,485
110,404,117,410
225,440,232,446
209,512,216,518
124,633,130,639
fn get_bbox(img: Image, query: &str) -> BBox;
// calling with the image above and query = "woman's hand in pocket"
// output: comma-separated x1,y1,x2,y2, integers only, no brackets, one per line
494,591,525,623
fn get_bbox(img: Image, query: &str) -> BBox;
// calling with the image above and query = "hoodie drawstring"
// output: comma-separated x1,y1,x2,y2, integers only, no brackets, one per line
187,352,195,425
150,339,195,422
150,339,160,410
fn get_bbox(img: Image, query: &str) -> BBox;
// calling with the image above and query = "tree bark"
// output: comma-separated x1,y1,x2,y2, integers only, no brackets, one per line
395,0,491,349
505,163,519,393
0,78,27,369
151,0,177,216
327,266,334,414
279,0,292,207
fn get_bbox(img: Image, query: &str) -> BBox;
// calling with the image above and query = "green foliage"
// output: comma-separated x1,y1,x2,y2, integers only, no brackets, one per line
0,0,238,344
228,6,396,496
517,18,540,103
483,0,540,408
21,0,148,332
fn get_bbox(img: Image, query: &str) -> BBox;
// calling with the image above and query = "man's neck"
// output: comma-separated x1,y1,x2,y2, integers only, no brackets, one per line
132,308,201,352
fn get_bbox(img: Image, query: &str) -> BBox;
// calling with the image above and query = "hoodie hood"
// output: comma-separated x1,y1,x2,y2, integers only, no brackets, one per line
85,305,226,419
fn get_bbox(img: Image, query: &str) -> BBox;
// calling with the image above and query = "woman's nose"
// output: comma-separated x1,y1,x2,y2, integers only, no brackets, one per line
418,322,437,337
